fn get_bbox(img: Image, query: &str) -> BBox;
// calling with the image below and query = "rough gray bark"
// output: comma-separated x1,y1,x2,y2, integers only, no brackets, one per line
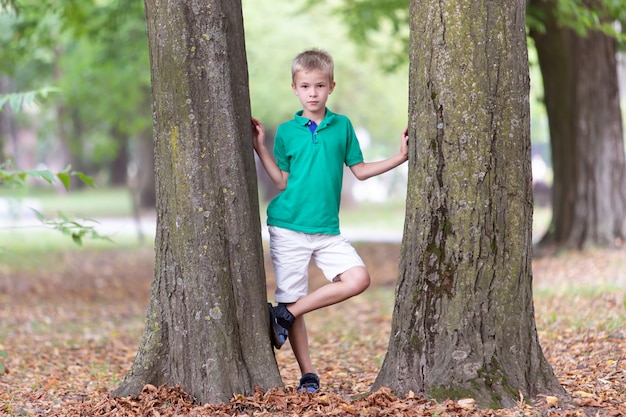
114,0,282,404
529,0,626,250
374,0,565,408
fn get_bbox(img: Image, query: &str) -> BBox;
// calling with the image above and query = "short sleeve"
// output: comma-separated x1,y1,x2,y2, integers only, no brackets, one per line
273,127,290,173
344,119,364,167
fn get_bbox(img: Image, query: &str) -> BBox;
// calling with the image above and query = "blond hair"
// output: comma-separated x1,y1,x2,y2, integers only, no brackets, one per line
291,49,334,83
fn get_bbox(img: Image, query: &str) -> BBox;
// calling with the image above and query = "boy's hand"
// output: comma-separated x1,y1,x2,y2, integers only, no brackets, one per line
251,117,265,151
400,126,409,161
250,117,289,190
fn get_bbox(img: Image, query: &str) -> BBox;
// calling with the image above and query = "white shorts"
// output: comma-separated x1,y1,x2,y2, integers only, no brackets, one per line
269,225,365,303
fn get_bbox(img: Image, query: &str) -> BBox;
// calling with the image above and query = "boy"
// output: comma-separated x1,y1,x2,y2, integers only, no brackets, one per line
251,48,408,393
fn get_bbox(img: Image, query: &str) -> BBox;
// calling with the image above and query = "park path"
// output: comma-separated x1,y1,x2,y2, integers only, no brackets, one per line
0,213,403,243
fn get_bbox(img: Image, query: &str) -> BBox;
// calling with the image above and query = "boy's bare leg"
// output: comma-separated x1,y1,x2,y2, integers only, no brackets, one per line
287,265,370,318
288,315,315,375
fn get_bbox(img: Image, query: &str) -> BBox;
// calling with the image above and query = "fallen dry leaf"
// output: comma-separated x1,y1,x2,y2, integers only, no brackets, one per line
457,397,476,409
0,245,624,416
543,395,559,407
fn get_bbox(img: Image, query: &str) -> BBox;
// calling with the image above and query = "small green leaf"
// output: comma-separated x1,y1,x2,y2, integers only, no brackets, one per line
31,209,46,222
71,233,83,246
8,93,23,112
22,91,36,107
56,172,71,190
24,169,55,185
76,172,96,188
37,170,56,184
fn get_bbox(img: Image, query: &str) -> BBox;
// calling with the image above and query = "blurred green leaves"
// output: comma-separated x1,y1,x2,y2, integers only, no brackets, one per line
0,161,104,247
0,86,59,112
0,163,95,190
31,209,111,246
1,0,151,175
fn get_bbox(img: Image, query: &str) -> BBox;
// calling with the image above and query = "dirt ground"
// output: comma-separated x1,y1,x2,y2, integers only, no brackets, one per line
0,243,624,416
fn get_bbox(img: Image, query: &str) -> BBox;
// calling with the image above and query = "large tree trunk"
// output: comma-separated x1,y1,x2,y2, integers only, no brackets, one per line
529,1,626,250
114,0,282,404
375,0,565,408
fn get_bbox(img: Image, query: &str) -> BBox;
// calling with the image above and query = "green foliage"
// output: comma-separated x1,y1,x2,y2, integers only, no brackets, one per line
0,162,109,246
32,209,112,246
554,0,626,42
0,86,59,112
528,0,626,45
0,2,63,78
0,163,94,190
0,0,151,181
324,0,626,69
312,0,409,71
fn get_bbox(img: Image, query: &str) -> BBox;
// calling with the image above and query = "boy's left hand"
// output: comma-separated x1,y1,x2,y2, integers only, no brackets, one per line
400,126,409,161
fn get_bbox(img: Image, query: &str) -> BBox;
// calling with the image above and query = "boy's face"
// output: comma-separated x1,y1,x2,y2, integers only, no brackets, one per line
291,70,335,119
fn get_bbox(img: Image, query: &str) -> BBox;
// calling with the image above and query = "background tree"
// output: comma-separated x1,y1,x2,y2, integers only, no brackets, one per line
57,1,152,189
0,0,153,197
0,1,60,166
112,0,282,403
374,0,565,408
528,0,626,249
326,0,626,250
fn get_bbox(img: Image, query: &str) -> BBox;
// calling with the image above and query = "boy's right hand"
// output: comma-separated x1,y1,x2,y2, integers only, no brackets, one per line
250,117,289,190
251,117,265,151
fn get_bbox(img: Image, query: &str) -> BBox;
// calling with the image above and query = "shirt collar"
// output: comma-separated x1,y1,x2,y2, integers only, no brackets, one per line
294,108,335,127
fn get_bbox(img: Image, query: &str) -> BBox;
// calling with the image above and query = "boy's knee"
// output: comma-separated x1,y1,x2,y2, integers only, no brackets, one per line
342,266,370,294
360,272,371,292
357,269,371,291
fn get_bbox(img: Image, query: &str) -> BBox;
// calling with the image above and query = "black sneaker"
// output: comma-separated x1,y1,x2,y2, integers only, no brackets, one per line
297,373,320,393
273,303,296,329
268,303,289,349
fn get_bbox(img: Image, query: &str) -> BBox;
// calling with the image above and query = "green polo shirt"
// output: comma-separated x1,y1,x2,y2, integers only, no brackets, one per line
267,108,364,234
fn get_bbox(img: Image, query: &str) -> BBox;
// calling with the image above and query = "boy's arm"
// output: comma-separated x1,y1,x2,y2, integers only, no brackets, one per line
349,126,409,181
251,118,289,191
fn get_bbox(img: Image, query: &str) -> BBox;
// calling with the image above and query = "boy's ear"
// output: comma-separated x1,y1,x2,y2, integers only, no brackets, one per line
329,81,336,94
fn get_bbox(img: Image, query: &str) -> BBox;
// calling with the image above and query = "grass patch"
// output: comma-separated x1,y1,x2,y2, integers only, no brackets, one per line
535,283,626,297
0,229,145,255
534,291,626,335
3,187,551,238
0,186,134,218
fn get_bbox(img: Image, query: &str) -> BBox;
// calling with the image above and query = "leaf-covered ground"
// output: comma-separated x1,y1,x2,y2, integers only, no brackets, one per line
0,244,624,416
